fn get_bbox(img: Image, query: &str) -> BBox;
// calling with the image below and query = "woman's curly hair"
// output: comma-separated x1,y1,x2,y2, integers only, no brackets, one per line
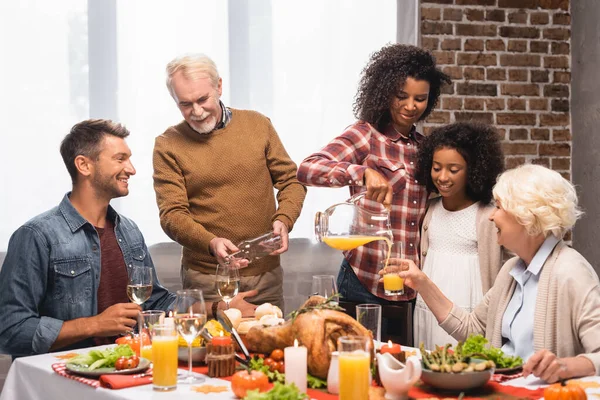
353,44,451,131
416,122,505,204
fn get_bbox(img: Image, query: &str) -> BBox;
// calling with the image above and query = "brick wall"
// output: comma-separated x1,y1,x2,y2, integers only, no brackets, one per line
420,0,571,178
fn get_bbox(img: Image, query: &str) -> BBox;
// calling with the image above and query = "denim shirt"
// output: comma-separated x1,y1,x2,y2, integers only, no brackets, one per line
0,193,176,357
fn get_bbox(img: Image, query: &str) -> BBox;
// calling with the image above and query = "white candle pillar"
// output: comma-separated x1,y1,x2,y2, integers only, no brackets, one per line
164,311,175,329
284,339,307,393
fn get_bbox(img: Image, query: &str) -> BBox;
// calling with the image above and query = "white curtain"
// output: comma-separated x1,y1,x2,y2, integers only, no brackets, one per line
0,0,413,250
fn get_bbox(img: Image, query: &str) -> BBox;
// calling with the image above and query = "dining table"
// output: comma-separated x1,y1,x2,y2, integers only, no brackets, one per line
2,345,600,400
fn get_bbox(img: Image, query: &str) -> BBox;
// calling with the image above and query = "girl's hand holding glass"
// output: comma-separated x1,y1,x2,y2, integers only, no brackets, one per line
378,258,423,291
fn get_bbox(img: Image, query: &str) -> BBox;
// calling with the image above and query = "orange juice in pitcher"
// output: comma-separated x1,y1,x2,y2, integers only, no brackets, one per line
316,193,393,264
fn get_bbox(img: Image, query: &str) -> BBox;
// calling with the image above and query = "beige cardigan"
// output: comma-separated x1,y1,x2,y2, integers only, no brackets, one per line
421,197,503,293
440,241,600,374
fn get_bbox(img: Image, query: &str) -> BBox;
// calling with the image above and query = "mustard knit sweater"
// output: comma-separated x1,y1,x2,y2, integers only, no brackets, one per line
153,109,306,276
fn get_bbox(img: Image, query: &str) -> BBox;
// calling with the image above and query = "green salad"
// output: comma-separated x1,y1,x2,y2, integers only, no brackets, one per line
462,334,523,368
244,382,308,400
67,345,135,370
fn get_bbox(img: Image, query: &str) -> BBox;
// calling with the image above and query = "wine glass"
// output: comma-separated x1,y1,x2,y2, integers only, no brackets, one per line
215,262,240,309
127,265,153,305
311,274,338,303
173,289,207,384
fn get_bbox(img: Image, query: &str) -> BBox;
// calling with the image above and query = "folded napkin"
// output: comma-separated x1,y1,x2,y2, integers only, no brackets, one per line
492,371,523,383
52,363,153,390
99,369,153,389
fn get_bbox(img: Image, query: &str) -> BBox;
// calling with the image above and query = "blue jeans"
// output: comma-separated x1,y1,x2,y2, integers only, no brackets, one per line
337,259,414,342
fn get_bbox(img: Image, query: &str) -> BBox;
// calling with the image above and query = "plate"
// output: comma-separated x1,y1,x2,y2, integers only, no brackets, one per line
65,357,150,378
420,359,494,391
495,365,523,375
177,346,206,363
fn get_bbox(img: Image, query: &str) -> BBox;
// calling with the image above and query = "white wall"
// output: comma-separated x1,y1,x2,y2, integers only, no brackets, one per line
0,0,416,251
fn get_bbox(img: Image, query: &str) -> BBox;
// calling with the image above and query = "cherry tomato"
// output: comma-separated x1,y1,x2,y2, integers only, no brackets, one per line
273,361,285,373
115,357,127,371
263,357,275,370
129,355,140,368
231,370,269,398
115,333,150,356
125,358,136,369
270,349,284,362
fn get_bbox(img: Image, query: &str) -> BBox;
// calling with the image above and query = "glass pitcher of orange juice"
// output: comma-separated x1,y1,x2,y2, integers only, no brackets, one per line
315,193,393,251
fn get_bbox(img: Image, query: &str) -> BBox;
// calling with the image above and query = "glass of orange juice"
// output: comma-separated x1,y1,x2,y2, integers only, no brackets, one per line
338,336,371,400
140,310,165,362
380,241,404,296
152,324,178,392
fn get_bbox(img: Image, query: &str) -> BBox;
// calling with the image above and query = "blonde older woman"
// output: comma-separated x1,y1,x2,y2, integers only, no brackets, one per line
382,164,600,383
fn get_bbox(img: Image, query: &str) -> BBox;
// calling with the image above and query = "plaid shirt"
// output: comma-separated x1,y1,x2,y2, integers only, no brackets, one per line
297,121,428,301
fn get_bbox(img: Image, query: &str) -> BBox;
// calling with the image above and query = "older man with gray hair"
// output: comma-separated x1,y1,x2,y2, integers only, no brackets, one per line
153,53,306,313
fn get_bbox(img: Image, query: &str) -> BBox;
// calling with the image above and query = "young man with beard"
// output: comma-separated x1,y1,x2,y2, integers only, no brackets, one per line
0,119,256,357
153,54,306,310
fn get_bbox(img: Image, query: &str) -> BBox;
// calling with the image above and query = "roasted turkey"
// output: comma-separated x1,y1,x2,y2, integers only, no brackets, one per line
244,296,373,379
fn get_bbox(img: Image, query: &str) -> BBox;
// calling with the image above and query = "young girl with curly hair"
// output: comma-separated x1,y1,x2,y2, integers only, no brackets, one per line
414,122,505,349
297,44,451,341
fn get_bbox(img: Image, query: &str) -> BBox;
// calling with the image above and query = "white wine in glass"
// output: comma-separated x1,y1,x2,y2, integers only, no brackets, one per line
215,262,240,308
173,289,207,384
127,266,153,305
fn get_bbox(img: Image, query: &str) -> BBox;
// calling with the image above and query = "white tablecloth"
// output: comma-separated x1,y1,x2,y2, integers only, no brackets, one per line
0,346,235,400
4,346,600,400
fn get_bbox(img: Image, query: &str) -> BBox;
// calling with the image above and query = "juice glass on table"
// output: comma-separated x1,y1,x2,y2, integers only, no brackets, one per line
151,324,178,392
139,310,165,361
338,336,371,400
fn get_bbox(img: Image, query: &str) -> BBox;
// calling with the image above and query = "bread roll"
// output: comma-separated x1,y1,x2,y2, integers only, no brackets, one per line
223,308,242,329
255,303,283,320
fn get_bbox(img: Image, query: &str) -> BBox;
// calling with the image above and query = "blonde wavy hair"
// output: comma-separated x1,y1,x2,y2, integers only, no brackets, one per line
493,164,583,238
165,53,220,99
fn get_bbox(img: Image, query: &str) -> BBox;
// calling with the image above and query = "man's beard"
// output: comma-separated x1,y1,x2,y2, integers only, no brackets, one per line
190,115,217,135
92,174,128,200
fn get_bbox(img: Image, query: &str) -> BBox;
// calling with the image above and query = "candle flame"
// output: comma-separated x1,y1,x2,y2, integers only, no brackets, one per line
388,340,393,347
294,339,299,347
188,306,193,315
220,331,224,337
168,311,173,317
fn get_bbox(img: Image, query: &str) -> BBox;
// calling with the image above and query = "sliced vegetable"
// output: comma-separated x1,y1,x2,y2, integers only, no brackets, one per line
67,345,135,370
243,382,308,400
462,334,523,369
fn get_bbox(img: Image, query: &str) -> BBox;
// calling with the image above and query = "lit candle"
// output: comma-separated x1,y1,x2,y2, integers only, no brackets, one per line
211,331,232,346
380,340,401,355
284,339,307,393
164,311,175,329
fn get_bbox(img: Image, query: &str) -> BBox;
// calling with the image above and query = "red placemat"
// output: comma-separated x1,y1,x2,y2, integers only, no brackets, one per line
52,363,153,390
187,362,543,400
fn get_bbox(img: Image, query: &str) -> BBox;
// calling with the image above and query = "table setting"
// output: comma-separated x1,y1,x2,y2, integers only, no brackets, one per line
2,218,598,400
5,289,599,400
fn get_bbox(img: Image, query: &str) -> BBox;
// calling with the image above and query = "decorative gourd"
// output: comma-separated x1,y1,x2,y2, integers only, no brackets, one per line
544,380,587,400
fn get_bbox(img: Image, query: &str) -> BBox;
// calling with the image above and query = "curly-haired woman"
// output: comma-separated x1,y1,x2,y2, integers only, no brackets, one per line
297,44,451,335
414,122,505,349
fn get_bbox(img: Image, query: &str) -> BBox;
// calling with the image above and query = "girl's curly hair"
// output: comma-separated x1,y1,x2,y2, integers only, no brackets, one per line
416,122,505,204
353,44,451,132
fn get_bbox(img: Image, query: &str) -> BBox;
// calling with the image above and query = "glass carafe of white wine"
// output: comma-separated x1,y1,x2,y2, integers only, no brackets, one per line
314,192,393,251
215,262,240,309
226,231,282,266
